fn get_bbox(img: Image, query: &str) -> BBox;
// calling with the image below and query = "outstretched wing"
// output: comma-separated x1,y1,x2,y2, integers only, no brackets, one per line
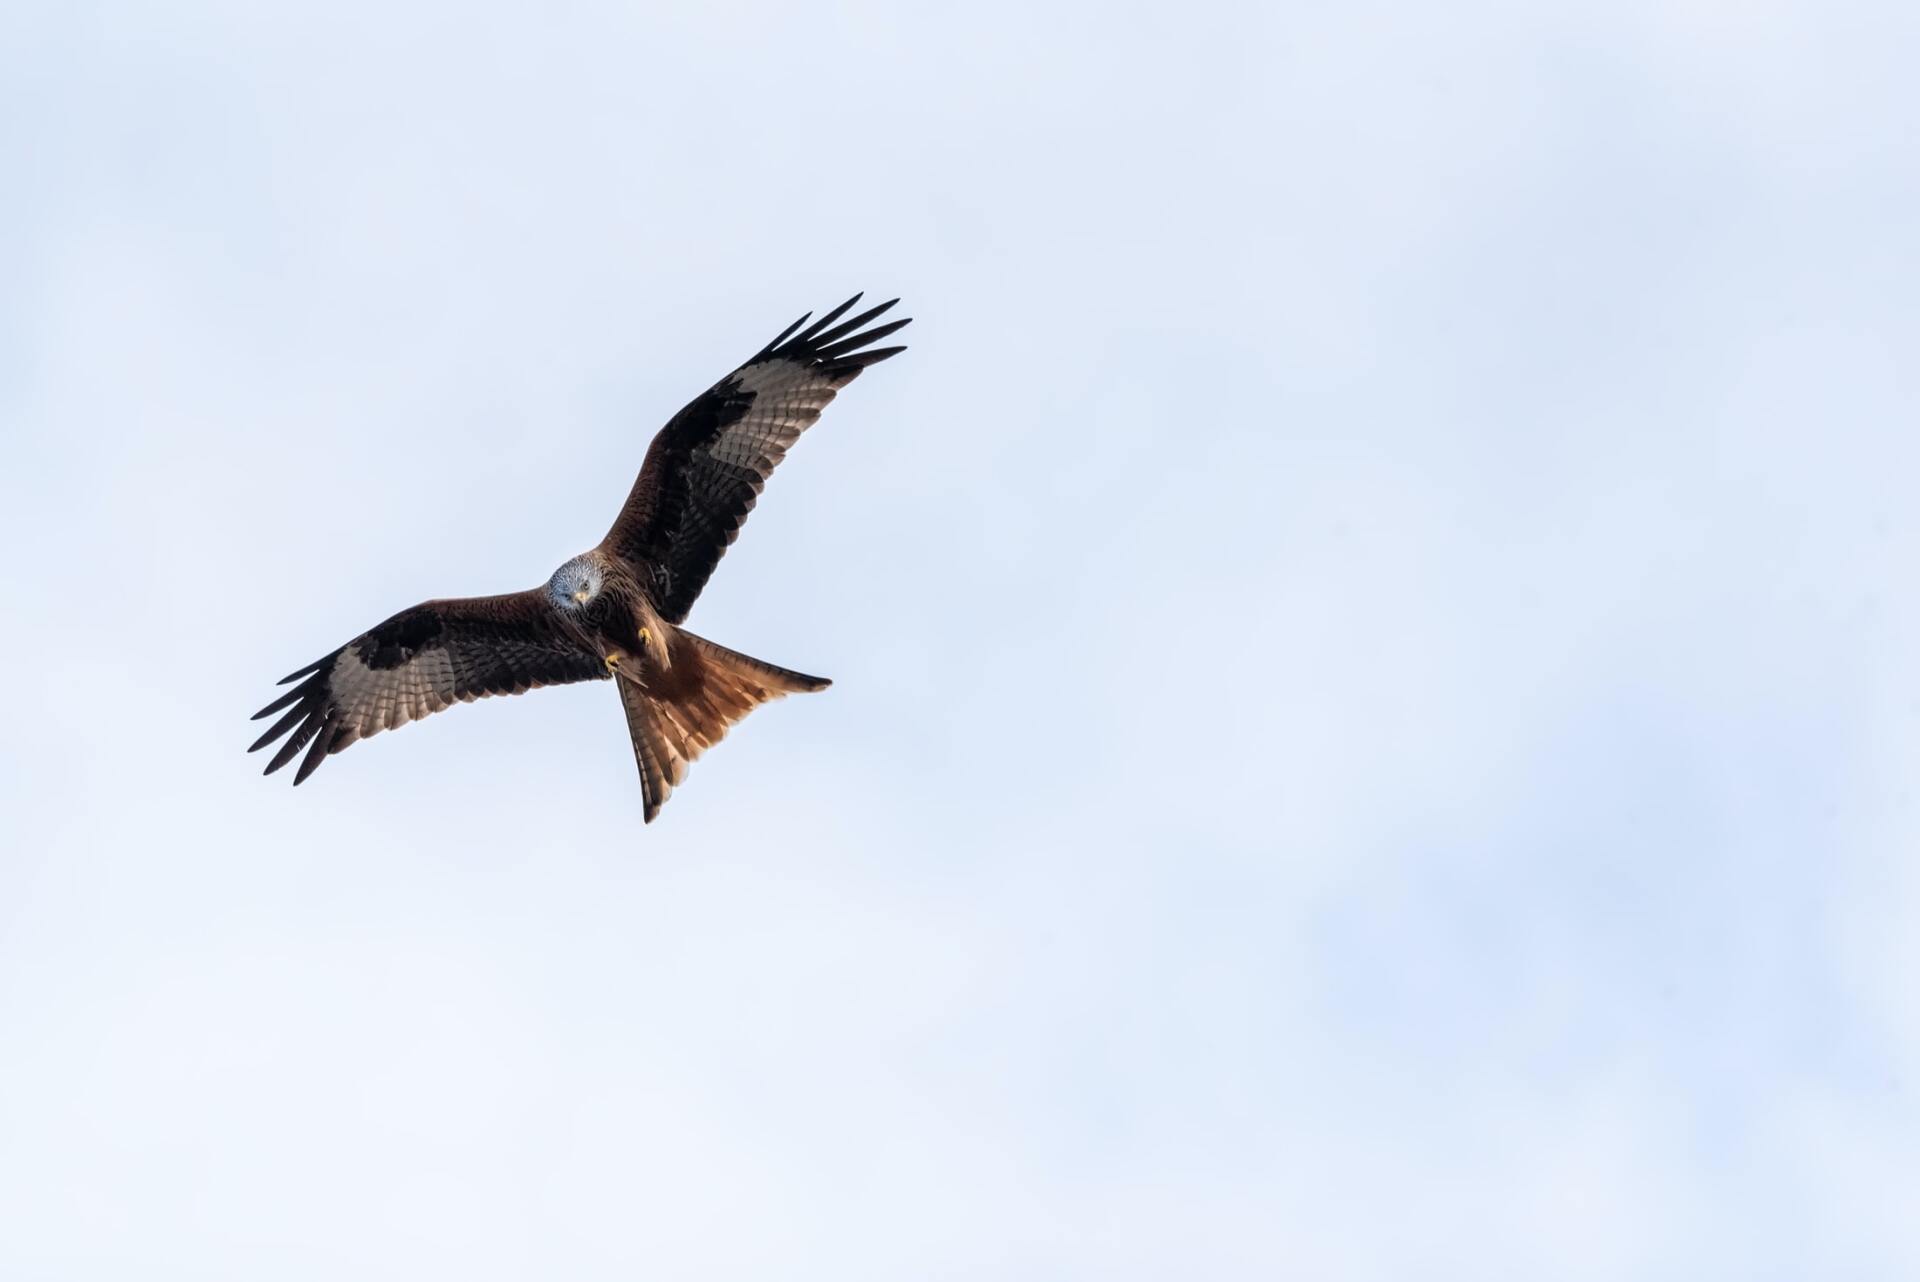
600,293,910,623
249,590,606,785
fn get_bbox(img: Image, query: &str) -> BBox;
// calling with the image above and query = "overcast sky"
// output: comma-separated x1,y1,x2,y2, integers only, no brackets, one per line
2,0,1917,1277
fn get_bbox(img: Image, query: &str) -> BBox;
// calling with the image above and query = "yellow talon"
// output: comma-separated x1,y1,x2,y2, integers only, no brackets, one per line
605,653,623,674
638,628,650,646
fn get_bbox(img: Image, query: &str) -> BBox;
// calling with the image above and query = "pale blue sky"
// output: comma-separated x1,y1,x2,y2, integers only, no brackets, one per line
2,1,1917,1277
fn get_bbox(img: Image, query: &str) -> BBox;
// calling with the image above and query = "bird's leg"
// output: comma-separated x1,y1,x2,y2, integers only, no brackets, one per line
606,622,654,681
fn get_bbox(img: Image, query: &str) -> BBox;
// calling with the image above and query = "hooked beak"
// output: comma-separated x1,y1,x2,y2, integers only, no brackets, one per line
572,589,591,604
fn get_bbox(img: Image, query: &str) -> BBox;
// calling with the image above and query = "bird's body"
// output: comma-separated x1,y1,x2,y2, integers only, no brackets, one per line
251,294,908,821
545,550,668,672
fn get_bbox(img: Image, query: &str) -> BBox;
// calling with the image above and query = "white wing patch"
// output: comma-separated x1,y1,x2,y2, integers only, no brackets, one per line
327,645,459,744
714,359,839,472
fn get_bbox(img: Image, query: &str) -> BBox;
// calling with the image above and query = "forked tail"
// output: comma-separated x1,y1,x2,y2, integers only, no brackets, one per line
616,629,830,822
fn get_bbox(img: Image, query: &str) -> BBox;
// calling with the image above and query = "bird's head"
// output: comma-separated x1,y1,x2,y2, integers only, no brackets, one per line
547,555,605,612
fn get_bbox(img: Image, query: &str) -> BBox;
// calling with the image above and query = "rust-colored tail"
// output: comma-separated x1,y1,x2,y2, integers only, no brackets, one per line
616,629,830,823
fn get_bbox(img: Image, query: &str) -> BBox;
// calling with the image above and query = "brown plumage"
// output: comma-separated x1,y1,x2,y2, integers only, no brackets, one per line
249,293,909,821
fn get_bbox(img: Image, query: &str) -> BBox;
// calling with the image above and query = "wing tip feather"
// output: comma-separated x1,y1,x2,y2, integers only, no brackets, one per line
760,295,912,370
793,292,863,344
291,724,335,785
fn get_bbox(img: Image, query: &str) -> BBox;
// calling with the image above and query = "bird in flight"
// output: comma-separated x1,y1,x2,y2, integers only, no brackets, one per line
250,294,909,821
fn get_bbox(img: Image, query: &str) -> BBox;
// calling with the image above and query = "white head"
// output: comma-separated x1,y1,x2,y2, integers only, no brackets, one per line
546,555,605,611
